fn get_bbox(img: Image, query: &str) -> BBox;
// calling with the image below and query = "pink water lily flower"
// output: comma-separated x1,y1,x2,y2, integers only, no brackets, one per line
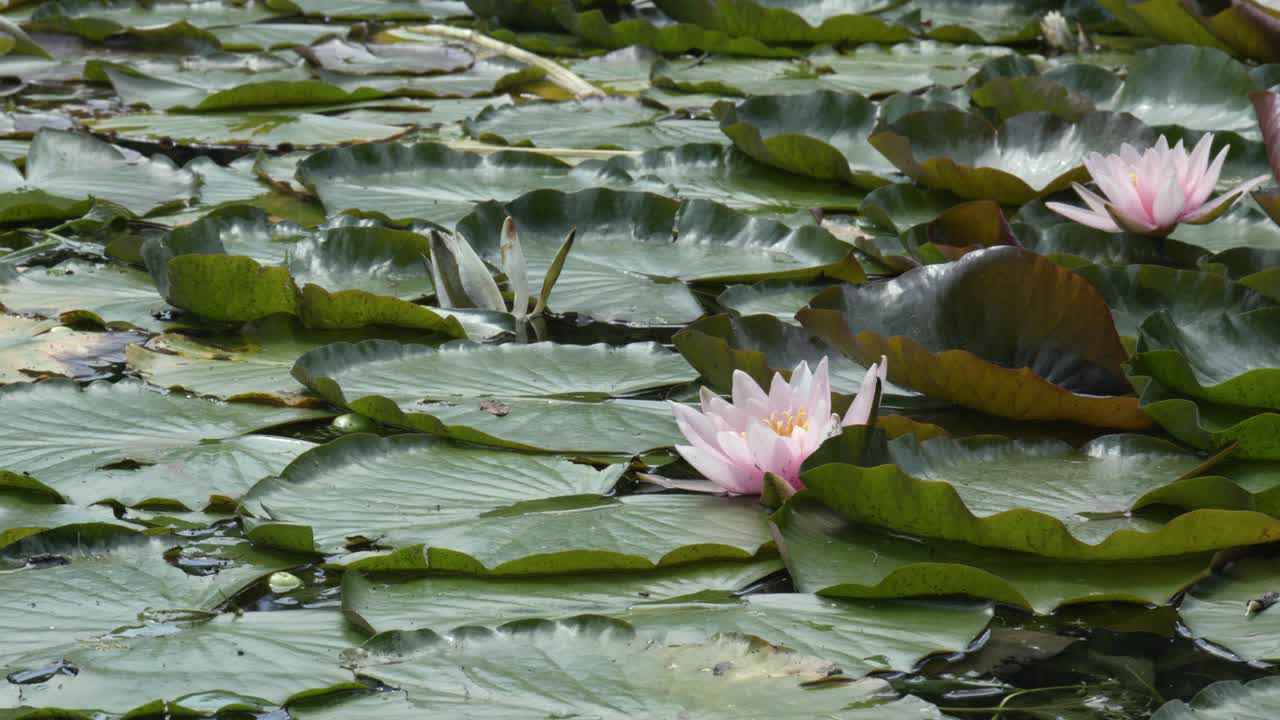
669,356,887,495
1046,133,1269,237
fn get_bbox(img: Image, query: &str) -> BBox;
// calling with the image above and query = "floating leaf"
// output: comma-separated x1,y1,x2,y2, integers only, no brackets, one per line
716,90,899,187
465,96,724,150
456,188,860,325
1179,557,1280,663
1152,677,1280,719
649,0,912,45
346,617,949,719
773,494,1212,613
0,260,174,332
1130,308,1280,410
869,110,1156,204
0,380,323,508
802,433,1280,560
0,316,139,384
799,247,1150,428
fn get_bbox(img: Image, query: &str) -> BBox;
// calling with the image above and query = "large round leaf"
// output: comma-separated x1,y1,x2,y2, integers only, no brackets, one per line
586,143,862,214
86,110,413,149
291,339,688,452
0,129,195,221
346,617,949,719
296,141,632,226
649,0,911,45
0,609,363,716
1134,374,1280,460
715,90,900,188
1074,264,1275,340
802,434,1280,560
0,259,174,332
455,188,860,325
0,534,283,667
799,246,1150,428
0,379,323,508
773,494,1214,613
465,96,724,150
869,110,1155,204
341,557,784,633
1130,308,1280,410
244,433,620,551
652,43,1013,99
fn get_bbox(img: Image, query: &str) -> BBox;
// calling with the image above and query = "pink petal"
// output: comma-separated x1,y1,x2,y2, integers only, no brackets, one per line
1188,144,1229,208
842,360,883,427
675,443,757,495
670,401,719,448
1150,171,1188,229
730,369,767,408
1046,200,1122,232
1183,174,1272,222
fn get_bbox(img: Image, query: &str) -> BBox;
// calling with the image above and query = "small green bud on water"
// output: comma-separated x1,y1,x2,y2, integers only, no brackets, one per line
268,571,302,594
332,413,376,434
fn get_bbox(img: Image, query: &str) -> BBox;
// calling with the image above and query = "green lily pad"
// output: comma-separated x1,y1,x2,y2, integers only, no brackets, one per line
1179,557,1280,662
280,0,466,19
291,339,688,452
652,43,1013,99
0,129,195,221
1096,0,1280,64
0,609,363,716
455,188,859,325
859,182,965,233
296,141,632,226
1134,374,1280,460
0,497,134,550
464,96,724,151
1055,45,1263,139
555,6,804,58
0,315,139,383
254,489,772,572
869,110,1156,204
773,494,1212,613
296,37,473,76
799,247,1151,428
346,617,949,719
894,0,1091,44
28,0,282,42
586,143,862,214
86,109,413,149
1153,677,1280,719
0,260,174,332
1074,264,1276,340
0,379,323,507
802,433,1280,560
649,0,912,45
716,280,834,325
341,557,784,633
1130,308,1280,410
715,90,900,188
142,206,464,334
244,433,621,552
209,22,346,50
0,534,282,667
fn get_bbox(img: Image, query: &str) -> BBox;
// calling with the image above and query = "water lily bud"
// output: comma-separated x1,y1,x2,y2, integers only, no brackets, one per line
1040,11,1073,51
268,571,302,594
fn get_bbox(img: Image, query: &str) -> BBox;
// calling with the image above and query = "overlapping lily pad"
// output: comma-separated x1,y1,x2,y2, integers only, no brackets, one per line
555,6,802,57
296,141,633,226
142,205,464,334
0,609,363,716
799,246,1151,428
0,379,323,508
869,110,1156,204
773,495,1214,613
464,96,724,150
1130,308,1280,410
715,90,899,187
346,617,949,719
0,259,174,332
1153,677,1280,719
28,0,283,42
1096,0,1280,63
291,339,689,452
0,315,139,383
1134,373,1280,460
455,188,859,325
652,43,1013,99
0,129,195,221
1178,556,1280,662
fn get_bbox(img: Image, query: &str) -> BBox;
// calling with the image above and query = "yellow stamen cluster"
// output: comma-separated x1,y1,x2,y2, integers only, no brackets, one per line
763,408,808,437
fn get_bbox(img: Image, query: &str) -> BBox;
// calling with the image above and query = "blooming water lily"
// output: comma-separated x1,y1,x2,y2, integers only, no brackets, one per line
670,356,887,495
1046,133,1269,236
